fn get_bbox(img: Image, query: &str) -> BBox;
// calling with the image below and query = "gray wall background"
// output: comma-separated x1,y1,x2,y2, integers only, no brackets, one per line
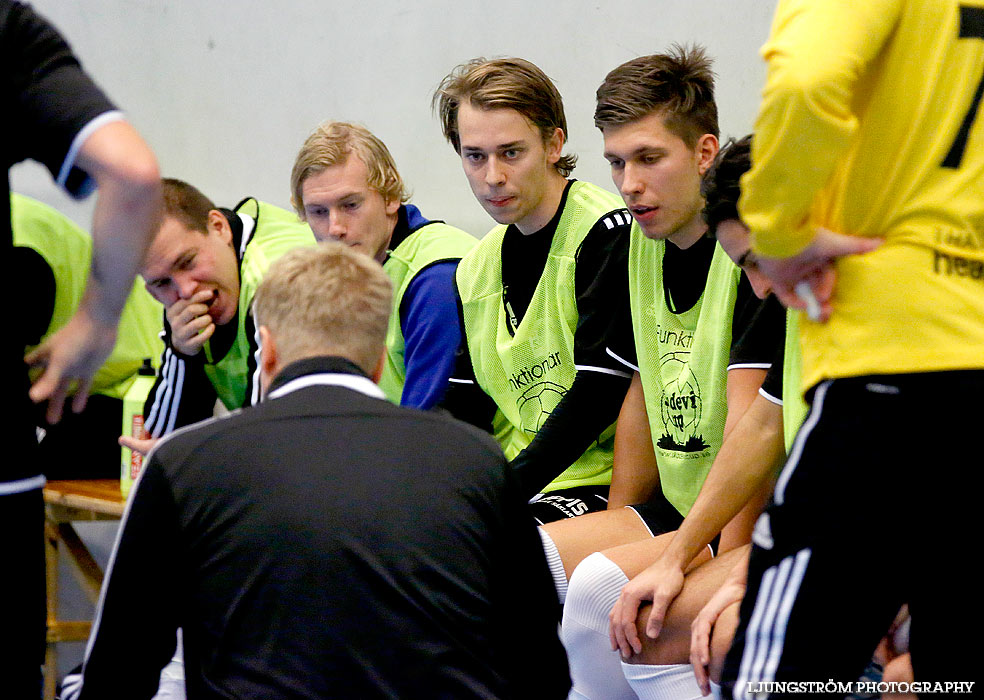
13,0,774,235
12,0,776,679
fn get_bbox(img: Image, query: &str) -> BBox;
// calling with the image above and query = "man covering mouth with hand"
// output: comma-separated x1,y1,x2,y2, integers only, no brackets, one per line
133,178,315,445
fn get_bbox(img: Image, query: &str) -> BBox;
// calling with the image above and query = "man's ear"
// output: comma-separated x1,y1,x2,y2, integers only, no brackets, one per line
258,325,279,396
545,127,564,166
695,133,720,176
370,348,386,384
208,209,234,245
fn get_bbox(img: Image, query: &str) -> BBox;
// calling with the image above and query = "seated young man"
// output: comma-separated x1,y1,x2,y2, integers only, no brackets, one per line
290,120,475,409
434,56,635,523
539,49,784,585
599,136,803,700
11,193,163,477
68,242,570,700
608,139,904,700
137,178,314,441
536,52,784,697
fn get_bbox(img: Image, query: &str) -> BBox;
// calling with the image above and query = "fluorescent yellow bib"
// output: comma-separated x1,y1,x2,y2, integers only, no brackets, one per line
629,224,741,515
456,181,623,492
12,193,164,399
378,222,476,404
203,199,314,409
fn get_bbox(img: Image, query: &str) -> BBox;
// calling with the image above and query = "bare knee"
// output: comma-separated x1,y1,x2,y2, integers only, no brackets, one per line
626,603,690,666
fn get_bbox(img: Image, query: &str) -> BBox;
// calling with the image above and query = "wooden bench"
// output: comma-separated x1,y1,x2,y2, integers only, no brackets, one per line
43,480,124,700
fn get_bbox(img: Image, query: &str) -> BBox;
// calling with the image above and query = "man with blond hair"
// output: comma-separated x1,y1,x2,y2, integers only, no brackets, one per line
291,120,475,408
434,57,635,523
71,242,570,699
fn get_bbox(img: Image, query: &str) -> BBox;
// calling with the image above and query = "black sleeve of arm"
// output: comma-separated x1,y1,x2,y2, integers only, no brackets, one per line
729,284,786,368
509,213,633,497
436,292,498,432
143,317,216,437
759,343,785,404
5,3,117,192
76,461,181,700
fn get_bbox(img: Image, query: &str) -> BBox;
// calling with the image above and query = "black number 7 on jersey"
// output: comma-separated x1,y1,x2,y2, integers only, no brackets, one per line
942,4,984,169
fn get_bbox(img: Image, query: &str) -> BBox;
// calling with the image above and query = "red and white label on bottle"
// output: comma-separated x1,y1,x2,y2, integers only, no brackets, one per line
130,415,146,480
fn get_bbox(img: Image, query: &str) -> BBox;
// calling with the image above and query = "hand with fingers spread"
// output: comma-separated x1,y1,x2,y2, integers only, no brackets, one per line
756,227,883,323
608,558,686,659
690,560,747,695
25,307,118,424
166,289,217,356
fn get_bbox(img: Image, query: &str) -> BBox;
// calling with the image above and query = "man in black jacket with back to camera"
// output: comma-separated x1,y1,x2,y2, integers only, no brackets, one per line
71,242,570,699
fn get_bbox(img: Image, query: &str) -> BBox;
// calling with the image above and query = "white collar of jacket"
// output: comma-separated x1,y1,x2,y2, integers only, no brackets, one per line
267,373,386,401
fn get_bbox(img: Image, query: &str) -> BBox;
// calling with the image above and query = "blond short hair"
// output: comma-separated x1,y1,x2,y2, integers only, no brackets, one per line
290,121,409,218
252,242,393,375
433,57,577,177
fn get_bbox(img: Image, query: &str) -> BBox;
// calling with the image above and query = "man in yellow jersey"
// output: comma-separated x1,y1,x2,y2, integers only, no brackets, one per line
290,121,475,409
434,57,636,524
722,1,984,696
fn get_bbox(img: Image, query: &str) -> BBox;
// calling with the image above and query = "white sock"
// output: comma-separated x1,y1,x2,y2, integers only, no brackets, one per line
621,662,706,700
538,527,568,604
561,552,636,700
709,680,722,699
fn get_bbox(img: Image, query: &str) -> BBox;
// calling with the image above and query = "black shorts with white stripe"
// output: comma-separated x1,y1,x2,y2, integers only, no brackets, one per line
529,485,609,525
720,371,981,699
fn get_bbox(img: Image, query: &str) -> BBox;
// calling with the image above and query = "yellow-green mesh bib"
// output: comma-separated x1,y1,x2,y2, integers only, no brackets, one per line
378,222,476,404
204,199,314,409
456,181,623,492
629,224,741,515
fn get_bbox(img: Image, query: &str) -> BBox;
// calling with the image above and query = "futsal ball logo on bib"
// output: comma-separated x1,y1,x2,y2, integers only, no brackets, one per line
657,360,709,452
518,381,567,434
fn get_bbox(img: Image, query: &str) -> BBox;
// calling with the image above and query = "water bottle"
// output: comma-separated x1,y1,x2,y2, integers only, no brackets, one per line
120,359,156,498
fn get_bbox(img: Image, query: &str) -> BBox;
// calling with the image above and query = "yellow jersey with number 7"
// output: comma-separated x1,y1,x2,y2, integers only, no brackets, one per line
740,0,984,391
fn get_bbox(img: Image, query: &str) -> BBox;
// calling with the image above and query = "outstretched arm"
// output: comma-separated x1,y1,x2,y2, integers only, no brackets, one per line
27,120,160,422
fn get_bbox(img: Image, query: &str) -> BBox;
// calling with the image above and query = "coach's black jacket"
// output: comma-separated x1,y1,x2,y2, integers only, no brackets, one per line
75,356,571,699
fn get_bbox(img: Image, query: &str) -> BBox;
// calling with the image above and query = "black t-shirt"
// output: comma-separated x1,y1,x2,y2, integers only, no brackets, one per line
497,180,633,372
729,294,787,403
2,0,117,240
757,342,785,405
605,234,784,373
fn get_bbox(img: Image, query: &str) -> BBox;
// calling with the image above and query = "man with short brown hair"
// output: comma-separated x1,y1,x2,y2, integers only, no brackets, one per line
551,48,784,700
138,178,314,439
